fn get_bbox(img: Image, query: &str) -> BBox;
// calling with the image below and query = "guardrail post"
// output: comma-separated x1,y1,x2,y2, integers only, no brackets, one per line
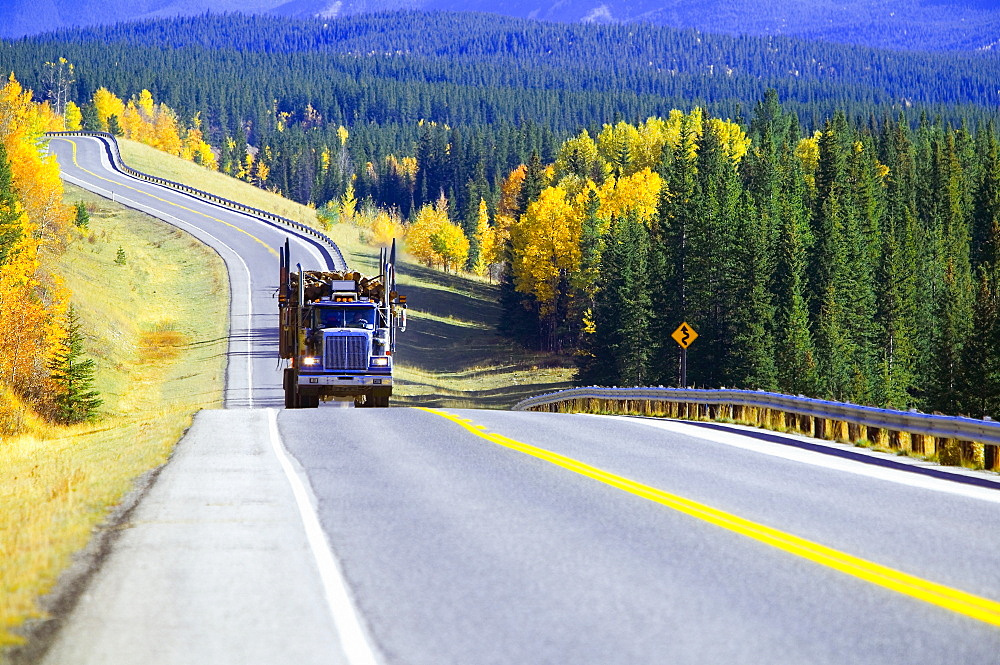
987,444,1000,471
938,437,959,465
847,422,861,443
803,414,816,437
898,430,912,453
962,440,985,469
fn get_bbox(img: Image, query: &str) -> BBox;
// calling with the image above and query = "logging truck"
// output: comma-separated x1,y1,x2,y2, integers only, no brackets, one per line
278,239,407,408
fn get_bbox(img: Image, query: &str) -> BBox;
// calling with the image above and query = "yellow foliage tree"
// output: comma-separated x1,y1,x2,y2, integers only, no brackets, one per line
471,198,493,277
0,75,72,246
592,168,664,224
369,209,405,247
407,198,468,271
340,181,357,222
63,101,82,131
92,87,125,132
136,89,155,118
151,104,182,155
708,117,751,165
430,222,469,273
554,130,608,184
796,131,822,190
511,184,581,315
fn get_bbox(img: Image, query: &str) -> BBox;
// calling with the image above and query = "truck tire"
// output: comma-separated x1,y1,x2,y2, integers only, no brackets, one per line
371,389,390,408
300,393,319,408
284,368,297,409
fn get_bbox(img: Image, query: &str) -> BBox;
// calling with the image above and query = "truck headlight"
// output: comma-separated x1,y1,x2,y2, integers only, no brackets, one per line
302,356,320,366
370,357,389,367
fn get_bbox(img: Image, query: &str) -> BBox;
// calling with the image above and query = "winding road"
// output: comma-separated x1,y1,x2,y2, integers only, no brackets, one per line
39,136,1000,665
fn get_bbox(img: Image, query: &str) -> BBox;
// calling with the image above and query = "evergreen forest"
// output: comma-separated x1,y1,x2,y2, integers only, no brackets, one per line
3,12,1000,220
3,12,1000,415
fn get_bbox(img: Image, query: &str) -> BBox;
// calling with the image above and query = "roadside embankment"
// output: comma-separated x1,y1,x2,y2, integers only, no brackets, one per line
0,183,228,659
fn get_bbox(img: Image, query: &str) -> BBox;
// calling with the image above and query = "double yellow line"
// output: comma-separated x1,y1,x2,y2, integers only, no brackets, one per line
422,407,1000,628
57,138,277,257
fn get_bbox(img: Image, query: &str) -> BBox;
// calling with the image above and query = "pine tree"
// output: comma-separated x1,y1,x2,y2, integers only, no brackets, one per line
107,114,123,137
648,141,691,386
49,306,103,424
80,103,101,131
959,270,1000,418
972,127,1000,272
873,116,919,409
926,130,975,414
73,201,90,229
770,117,818,396
577,213,651,386
0,142,23,267
726,191,777,390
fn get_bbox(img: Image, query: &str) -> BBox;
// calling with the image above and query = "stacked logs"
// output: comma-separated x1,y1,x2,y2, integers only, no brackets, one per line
290,270,385,303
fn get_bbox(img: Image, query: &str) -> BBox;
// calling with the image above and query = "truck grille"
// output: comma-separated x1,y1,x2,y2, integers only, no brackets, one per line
324,334,369,370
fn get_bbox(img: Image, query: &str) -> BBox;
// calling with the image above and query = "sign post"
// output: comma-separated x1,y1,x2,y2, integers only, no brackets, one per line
670,322,698,387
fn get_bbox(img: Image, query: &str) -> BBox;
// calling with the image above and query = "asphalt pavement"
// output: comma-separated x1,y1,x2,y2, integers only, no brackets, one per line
41,136,1000,665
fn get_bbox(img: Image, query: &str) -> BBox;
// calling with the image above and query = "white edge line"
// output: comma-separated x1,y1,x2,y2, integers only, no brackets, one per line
61,168,255,407
267,408,381,665
594,414,1000,504
58,136,329,271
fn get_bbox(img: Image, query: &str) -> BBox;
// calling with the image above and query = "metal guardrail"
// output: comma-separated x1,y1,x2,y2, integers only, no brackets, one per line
514,386,1000,468
47,131,348,271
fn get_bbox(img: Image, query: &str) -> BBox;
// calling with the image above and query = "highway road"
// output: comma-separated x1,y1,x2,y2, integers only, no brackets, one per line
38,136,1000,664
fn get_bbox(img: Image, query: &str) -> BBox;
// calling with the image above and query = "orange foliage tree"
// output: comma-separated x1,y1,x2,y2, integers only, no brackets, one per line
0,75,72,416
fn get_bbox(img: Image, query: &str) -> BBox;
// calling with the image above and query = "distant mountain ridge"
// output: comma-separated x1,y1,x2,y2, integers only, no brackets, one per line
3,0,1000,52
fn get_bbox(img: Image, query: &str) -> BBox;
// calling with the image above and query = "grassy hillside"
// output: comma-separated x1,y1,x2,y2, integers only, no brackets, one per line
1,183,228,657
115,138,574,407
117,139,322,227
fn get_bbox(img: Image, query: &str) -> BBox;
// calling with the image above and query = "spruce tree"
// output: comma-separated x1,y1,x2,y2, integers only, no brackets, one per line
49,306,103,424
926,131,975,413
959,270,1000,418
106,114,123,137
80,103,101,132
0,142,22,267
73,201,90,229
873,116,919,409
771,119,818,396
726,191,777,390
648,141,691,387
577,213,651,387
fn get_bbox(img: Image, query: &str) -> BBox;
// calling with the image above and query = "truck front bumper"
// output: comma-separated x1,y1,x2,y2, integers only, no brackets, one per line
298,374,393,387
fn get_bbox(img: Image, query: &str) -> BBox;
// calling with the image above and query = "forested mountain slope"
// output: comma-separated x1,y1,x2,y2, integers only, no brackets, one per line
4,12,999,223
3,0,1000,52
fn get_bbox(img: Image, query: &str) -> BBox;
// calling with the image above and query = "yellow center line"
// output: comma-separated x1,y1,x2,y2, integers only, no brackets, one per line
57,138,278,257
419,407,1000,627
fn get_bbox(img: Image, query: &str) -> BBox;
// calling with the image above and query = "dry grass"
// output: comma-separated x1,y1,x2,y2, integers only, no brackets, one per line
120,138,576,408
117,139,321,227
0,184,228,653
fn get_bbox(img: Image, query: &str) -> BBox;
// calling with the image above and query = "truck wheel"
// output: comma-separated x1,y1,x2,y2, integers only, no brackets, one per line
370,389,390,408
284,368,298,409
300,393,320,408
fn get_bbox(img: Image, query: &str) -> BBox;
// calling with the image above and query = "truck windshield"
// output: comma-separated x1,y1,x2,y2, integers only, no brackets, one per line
315,307,375,330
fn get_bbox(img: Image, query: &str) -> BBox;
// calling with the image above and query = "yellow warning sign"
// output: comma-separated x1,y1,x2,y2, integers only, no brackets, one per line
671,322,698,349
